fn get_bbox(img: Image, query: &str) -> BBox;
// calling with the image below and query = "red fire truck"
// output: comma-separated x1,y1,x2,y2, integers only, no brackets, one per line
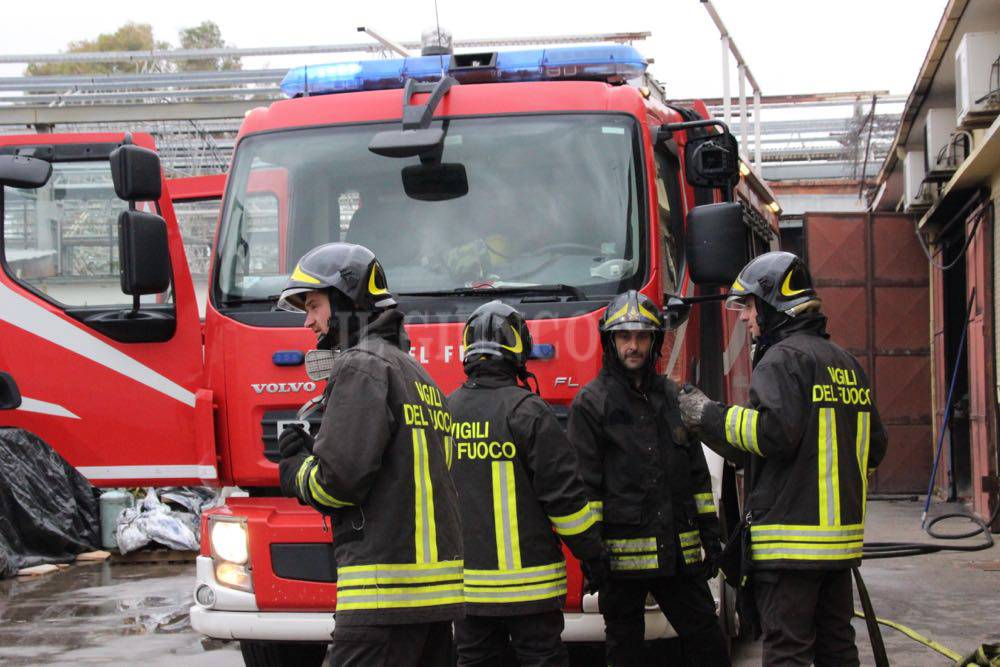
0,43,780,664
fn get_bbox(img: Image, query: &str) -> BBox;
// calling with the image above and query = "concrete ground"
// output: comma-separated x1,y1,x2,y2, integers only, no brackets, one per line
0,499,995,666
731,499,1000,666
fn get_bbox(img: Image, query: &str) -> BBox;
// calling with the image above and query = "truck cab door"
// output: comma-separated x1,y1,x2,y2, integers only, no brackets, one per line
167,173,226,319
0,133,216,486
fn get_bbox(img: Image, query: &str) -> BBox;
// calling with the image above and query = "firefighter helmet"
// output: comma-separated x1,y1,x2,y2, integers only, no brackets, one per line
462,300,533,368
599,290,665,335
726,251,819,316
277,243,396,314
599,290,666,366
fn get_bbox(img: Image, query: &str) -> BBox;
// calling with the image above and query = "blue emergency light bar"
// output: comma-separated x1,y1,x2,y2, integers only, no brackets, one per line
281,45,648,98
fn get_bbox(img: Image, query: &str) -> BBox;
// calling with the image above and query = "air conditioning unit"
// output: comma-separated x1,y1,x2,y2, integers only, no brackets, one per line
903,151,931,211
924,108,960,180
955,31,1000,128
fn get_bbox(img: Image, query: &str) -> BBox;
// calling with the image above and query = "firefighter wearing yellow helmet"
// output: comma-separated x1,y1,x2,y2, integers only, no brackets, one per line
680,252,889,666
568,290,730,666
276,242,463,666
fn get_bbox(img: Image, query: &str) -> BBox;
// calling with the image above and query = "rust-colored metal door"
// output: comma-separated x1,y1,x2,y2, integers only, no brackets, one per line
804,213,932,493
964,202,996,520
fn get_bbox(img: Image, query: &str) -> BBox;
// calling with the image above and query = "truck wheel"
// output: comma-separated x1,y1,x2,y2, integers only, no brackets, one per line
239,640,328,667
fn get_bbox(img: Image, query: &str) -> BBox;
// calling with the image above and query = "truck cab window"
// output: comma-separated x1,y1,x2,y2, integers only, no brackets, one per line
215,114,647,310
2,161,169,308
654,151,685,295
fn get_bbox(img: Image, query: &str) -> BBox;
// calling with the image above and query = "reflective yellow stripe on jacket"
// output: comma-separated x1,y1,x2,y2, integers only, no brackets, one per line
817,407,841,526
548,503,597,537
335,560,464,611
607,537,658,571
724,406,763,456
856,411,871,520
413,428,438,563
297,456,355,509
694,492,716,515
464,561,567,605
679,529,703,565
749,523,864,562
492,460,521,570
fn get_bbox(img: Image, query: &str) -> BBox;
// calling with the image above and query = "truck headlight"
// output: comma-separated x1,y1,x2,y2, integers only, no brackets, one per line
210,519,249,565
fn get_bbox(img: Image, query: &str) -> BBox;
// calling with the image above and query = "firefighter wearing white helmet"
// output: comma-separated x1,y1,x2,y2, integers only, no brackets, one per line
679,251,889,666
276,242,463,666
567,290,730,666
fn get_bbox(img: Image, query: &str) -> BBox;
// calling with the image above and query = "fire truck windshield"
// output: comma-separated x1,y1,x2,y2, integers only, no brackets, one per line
214,114,645,309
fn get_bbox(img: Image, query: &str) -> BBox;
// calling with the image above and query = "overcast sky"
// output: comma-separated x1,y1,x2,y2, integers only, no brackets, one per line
1,0,948,99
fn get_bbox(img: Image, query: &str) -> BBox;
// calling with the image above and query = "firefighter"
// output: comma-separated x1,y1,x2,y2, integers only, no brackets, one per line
447,300,608,666
567,290,731,667
275,242,464,667
678,251,889,667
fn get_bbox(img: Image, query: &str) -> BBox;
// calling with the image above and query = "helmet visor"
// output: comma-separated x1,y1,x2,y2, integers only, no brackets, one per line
277,287,313,313
725,294,750,311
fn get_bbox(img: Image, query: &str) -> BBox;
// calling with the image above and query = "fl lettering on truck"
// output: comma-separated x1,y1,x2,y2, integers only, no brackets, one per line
0,42,781,665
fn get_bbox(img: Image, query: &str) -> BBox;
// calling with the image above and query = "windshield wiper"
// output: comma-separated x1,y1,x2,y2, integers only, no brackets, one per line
398,283,585,301
219,295,281,308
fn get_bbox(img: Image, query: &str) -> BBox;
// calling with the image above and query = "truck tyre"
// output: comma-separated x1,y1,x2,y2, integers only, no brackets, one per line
239,640,327,667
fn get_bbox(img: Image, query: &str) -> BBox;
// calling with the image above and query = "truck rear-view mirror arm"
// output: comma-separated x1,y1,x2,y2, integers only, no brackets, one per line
369,76,458,158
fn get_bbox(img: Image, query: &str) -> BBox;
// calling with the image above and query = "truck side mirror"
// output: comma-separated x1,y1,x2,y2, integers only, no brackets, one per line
685,202,747,285
0,372,21,410
685,134,739,189
119,210,170,296
0,155,52,189
109,142,162,201
663,295,691,330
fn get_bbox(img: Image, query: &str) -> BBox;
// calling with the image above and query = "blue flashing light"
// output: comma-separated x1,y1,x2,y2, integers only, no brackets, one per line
281,45,648,98
272,350,305,366
529,343,556,360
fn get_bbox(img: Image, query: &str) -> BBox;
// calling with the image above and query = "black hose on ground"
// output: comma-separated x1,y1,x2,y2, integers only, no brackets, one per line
862,501,998,560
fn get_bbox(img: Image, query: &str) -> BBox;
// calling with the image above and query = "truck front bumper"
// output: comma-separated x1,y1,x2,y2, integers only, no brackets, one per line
191,555,677,643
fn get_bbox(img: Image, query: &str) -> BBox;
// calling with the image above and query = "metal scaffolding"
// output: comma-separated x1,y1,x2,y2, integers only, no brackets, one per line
0,31,902,181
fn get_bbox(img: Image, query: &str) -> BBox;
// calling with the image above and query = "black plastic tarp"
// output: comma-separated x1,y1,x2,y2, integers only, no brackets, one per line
0,428,99,578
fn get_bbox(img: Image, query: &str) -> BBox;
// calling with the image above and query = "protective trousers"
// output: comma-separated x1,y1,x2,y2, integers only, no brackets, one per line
599,575,731,666
753,569,859,667
454,609,568,666
325,621,454,667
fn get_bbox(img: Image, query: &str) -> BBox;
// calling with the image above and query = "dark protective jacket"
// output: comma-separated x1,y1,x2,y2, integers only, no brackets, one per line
447,361,604,616
700,314,888,571
298,309,464,626
568,362,721,579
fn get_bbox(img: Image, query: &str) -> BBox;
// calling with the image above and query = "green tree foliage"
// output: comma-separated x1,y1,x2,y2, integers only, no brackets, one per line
178,21,241,72
24,21,241,76
25,23,170,76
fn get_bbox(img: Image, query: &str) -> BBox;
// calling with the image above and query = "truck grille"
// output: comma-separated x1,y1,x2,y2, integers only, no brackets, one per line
260,410,323,462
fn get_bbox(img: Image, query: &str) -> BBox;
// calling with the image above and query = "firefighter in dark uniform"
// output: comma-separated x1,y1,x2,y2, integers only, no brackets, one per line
567,290,731,666
447,300,608,666
275,242,464,667
679,251,889,667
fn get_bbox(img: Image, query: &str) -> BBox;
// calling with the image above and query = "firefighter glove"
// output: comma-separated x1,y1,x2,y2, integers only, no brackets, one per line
703,539,723,580
679,384,718,429
278,424,314,458
581,552,611,594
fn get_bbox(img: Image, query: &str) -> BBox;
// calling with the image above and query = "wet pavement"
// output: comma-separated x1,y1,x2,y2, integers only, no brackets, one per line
0,562,242,666
0,500,995,665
